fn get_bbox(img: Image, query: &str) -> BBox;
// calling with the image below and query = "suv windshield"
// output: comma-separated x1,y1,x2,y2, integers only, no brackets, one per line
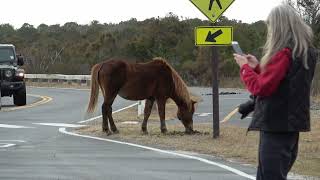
0,48,15,63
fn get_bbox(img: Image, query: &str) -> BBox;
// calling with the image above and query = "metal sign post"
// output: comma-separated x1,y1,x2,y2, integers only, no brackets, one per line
0,83,2,110
190,0,235,138
211,47,219,138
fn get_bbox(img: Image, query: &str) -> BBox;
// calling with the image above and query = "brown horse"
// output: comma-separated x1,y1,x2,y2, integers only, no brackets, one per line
87,57,196,135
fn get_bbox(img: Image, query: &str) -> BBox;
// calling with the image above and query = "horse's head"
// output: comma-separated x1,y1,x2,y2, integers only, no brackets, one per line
177,100,196,134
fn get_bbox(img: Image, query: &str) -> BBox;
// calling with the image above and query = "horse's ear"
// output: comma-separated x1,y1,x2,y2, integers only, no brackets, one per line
191,100,196,113
190,96,198,104
191,100,196,105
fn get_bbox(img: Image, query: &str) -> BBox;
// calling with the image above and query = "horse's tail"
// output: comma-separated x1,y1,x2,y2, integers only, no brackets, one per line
87,63,103,113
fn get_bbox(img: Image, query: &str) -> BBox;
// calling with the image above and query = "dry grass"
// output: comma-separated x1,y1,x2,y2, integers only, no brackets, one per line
314,95,320,103
77,103,320,177
116,102,177,122
311,64,320,96
294,112,320,177
77,123,259,164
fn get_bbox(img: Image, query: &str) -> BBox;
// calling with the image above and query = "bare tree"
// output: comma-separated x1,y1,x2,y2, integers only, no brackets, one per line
287,0,320,29
22,46,64,74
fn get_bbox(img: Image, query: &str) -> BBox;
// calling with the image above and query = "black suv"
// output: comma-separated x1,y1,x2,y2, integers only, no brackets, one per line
0,44,26,107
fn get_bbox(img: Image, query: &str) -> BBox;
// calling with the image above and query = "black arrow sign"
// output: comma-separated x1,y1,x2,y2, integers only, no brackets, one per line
205,29,223,42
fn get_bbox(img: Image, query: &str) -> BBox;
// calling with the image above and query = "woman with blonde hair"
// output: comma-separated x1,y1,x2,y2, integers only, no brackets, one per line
234,4,318,180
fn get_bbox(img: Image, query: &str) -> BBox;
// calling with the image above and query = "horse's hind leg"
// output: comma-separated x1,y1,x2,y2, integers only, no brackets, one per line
101,86,118,135
99,63,124,135
108,107,118,134
102,103,112,135
105,94,118,134
157,98,167,134
141,98,154,134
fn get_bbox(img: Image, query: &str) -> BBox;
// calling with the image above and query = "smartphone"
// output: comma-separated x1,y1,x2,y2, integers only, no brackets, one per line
232,41,244,55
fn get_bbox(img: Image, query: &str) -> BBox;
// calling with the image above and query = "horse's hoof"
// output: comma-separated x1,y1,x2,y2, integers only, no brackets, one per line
105,131,112,136
161,129,168,134
141,130,148,135
185,129,195,135
112,129,120,134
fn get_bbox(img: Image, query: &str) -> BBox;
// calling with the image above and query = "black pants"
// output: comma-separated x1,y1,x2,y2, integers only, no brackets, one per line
257,131,299,180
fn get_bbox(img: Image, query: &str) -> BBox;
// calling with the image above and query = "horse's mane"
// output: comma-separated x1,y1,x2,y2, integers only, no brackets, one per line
152,57,191,110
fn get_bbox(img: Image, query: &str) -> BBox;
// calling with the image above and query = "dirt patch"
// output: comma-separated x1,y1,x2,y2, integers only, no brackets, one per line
77,104,320,178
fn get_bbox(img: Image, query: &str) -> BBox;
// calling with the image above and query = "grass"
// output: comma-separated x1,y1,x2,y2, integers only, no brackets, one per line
311,64,320,96
77,99,320,178
77,122,259,164
314,95,320,103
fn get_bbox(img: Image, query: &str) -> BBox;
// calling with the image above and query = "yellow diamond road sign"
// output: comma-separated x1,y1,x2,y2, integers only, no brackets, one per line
195,26,233,46
190,0,235,23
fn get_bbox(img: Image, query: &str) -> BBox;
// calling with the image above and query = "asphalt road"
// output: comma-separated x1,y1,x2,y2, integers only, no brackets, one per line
0,87,257,180
189,87,252,127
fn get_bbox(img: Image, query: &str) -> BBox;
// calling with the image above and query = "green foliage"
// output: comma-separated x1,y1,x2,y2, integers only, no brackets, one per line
0,9,318,87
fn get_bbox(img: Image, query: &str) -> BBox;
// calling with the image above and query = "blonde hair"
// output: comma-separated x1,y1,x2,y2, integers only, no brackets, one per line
261,4,314,69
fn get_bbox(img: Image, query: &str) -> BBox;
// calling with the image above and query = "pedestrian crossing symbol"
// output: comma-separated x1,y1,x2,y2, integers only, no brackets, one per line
190,0,235,23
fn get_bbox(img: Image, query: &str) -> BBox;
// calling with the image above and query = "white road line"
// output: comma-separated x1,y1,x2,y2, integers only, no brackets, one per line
78,103,138,124
78,115,102,124
198,113,213,117
121,121,139,125
0,140,26,148
59,127,255,180
0,140,26,143
64,103,255,180
33,123,86,128
65,101,255,179
0,124,34,129
0,143,16,148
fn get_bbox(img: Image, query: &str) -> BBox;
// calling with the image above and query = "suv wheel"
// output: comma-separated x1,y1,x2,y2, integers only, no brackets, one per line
14,85,26,106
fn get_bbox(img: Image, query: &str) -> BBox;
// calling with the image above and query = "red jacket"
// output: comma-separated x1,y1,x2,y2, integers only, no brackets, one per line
240,48,292,97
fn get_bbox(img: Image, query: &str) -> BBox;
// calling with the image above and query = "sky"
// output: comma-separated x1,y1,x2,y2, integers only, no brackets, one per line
1,0,284,28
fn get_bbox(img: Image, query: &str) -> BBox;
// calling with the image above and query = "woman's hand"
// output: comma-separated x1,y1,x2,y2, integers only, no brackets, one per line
245,54,259,68
233,54,248,68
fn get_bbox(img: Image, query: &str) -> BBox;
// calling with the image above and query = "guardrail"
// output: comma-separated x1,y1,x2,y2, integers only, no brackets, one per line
25,74,91,86
24,74,145,116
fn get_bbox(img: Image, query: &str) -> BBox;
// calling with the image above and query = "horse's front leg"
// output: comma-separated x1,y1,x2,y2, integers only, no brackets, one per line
157,99,167,134
141,99,154,134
